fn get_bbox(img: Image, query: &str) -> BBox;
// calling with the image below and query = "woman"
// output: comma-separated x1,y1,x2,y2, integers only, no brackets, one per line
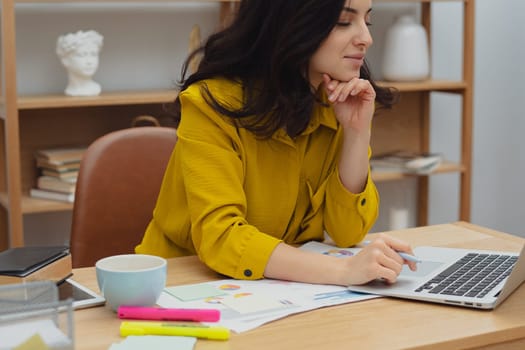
136,0,417,286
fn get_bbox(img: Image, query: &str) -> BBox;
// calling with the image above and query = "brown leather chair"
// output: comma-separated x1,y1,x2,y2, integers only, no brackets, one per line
70,126,177,267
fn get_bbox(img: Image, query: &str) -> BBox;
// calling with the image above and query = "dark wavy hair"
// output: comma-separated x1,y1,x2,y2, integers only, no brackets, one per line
172,0,397,138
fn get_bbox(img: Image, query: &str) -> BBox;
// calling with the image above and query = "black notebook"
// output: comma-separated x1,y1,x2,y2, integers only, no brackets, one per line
0,246,69,277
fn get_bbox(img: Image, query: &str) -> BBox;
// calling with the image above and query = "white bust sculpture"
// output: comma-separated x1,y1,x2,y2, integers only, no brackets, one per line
56,30,104,96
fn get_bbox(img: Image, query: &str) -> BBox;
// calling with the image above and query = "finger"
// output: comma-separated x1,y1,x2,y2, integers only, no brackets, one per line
329,81,350,102
323,74,341,92
363,243,403,278
384,247,406,268
337,81,357,102
322,74,333,91
350,79,374,97
370,236,405,266
347,80,376,104
376,265,399,284
338,77,362,95
377,251,404,276
378,234,416,257
379,235,418,271
407,261,418,271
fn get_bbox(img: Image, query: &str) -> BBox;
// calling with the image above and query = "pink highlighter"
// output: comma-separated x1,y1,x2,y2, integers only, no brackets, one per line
118,305,221,322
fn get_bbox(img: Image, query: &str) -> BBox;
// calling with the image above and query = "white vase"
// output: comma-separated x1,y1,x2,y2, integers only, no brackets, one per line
382,15,430,81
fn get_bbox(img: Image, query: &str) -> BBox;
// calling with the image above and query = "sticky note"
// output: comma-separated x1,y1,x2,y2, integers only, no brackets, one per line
164,283,227,301
14,334,50,350
0,319,71,349
110,335,196,350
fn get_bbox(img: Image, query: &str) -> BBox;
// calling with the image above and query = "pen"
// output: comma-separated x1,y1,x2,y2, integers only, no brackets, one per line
120,321,230,340
362,240,422,263
118,305,221,322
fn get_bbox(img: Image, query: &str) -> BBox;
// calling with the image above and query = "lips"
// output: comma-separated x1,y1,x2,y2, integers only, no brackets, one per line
344,54,365,69
344,54,365,61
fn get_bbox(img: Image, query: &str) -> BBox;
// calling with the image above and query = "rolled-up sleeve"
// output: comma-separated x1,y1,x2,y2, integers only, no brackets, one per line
324,165,379,247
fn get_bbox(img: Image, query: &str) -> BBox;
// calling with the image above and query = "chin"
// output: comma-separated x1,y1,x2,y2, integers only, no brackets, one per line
331,72,360,82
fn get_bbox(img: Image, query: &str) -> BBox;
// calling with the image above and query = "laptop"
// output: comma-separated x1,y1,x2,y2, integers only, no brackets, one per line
301,241,525,309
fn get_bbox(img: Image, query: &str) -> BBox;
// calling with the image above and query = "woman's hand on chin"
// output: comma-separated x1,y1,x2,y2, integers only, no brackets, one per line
322,73,376,133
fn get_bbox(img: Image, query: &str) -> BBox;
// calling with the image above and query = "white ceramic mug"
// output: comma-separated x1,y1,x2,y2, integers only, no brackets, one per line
95,254,167,311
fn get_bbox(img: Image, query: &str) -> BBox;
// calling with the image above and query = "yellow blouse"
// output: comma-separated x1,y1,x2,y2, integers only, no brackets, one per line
136,78,379,280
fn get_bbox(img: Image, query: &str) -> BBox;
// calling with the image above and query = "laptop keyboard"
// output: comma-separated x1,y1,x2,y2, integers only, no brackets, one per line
415,253,518,298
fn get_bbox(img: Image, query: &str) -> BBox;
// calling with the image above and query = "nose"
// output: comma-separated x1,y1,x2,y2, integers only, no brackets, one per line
354,23,373,48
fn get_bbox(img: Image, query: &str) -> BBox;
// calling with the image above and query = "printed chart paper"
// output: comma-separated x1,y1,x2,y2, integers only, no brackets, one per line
159,240,379,333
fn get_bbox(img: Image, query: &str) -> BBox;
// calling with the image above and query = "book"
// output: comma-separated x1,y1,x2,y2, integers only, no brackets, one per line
41,169,79,180
36,158,81,171
30,188,75,203
370,151,442,174
0,246,72,285
37,176,77,194
35,147,86,164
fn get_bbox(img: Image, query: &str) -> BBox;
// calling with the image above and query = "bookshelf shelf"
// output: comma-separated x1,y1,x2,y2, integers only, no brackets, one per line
17,90,176,110
21,195,74,214
12,79,466,112
0,160,464,215
0,193,73,214
371,161,465,182
377,80,467,93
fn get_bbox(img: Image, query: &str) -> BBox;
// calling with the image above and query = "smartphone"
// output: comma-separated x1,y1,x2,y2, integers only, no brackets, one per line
58,278,105,309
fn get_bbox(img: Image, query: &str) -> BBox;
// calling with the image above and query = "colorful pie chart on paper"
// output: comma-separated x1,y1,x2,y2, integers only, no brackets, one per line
204,296,224,304
219,284,241,291
323,249,354,257
233,292,252,298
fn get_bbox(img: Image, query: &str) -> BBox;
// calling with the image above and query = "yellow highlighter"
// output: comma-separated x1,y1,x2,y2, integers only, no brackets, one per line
120,321,230,340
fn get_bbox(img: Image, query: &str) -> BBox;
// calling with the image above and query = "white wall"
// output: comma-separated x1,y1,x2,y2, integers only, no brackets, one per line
14,0,525,245
15,3,220,94
469,0,525,237
426,0,525,238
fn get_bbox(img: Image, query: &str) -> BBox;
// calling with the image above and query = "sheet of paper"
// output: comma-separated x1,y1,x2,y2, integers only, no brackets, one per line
157,241,380,333
157,278,378,333
300,241,362,256
219,293,293,314
165,283,227,301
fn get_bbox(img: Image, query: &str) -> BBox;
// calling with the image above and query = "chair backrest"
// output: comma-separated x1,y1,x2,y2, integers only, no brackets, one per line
70,127,177,268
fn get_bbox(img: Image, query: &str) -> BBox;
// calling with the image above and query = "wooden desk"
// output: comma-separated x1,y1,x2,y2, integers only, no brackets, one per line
72,222,525,350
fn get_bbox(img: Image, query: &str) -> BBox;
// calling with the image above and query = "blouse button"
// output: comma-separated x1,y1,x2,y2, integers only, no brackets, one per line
244,269,253,277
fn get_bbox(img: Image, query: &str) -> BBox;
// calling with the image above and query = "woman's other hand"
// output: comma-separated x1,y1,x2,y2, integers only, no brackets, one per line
341,233,418,285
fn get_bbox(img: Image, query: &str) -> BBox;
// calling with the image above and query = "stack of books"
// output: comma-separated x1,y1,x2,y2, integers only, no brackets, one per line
0,246,72,285
30,147,86,203
370,150,443,174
